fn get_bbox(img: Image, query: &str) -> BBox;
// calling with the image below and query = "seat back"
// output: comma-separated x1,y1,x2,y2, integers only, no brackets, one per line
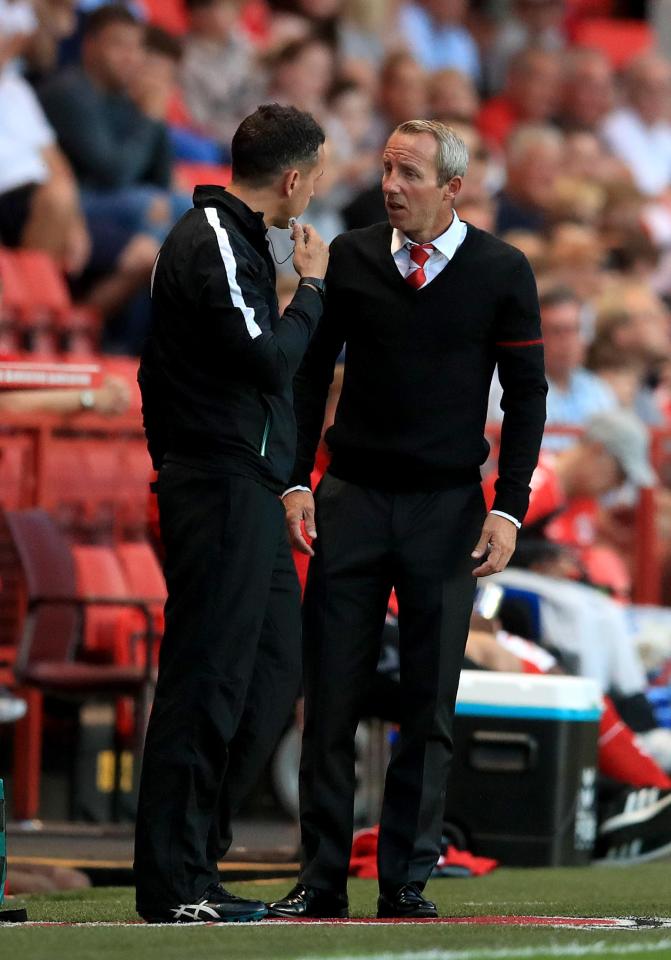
140,0,187,33
3,508,79,674
572,18,654,68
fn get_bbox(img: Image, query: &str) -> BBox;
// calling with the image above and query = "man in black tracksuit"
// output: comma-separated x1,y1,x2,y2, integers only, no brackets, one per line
269,120,547,920
134,104,329,923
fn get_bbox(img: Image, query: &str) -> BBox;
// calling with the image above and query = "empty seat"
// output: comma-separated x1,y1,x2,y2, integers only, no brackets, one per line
5,508,160,819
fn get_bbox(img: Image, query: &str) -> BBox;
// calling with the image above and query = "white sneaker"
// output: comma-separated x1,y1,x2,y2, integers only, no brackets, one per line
0,689,27,724
636,727,671,772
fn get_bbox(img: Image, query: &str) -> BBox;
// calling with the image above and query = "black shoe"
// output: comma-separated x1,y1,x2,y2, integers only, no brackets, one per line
139,882,267,923
595,786,671,863
266,882,349,919
377,883,438,919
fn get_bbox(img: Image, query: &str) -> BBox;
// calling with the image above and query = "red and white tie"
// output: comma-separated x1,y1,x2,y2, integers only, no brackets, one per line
404,243,434,289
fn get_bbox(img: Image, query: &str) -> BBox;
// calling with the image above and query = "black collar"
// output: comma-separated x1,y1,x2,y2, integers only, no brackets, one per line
192,185,267,240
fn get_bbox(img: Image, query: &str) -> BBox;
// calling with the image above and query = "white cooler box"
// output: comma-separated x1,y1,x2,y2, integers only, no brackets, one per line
444,671,603,866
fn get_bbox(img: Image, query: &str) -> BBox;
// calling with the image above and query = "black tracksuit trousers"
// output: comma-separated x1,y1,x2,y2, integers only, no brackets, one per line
134,460,301,912
299,472,485,894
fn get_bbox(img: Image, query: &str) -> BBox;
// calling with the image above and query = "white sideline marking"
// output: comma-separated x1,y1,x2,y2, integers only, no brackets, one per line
299,941,671,960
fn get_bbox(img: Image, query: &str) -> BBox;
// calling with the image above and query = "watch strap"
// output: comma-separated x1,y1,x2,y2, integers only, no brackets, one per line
299,276,326,296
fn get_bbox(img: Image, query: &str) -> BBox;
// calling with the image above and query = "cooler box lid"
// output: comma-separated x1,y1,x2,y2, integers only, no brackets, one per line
455,671,602,721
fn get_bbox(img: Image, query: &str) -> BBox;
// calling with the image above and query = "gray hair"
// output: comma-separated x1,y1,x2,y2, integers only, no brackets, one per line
394,119,469,185
506,124,564,164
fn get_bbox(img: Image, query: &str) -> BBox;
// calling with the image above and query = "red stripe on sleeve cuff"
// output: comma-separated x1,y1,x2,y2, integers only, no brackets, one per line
496,338,544,347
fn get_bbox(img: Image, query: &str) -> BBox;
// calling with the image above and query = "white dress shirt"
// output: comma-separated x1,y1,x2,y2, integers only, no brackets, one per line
602,107,671,197
390,210,467,287
284,210,521,529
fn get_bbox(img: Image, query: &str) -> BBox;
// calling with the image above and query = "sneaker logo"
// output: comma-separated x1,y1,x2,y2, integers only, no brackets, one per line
171,900,221,922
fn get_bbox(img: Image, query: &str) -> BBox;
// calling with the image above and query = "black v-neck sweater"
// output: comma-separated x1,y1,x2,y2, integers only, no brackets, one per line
291,221,547,522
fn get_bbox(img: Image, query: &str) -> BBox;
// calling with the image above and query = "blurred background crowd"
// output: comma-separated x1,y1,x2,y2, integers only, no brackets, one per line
3,0,671,869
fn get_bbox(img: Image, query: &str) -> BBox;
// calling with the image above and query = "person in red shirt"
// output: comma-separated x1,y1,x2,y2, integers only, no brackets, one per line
478,47,561,148
484,408,655,598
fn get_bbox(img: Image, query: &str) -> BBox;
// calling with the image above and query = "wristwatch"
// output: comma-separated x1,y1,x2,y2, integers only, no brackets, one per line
299,276,326,298
79,389,96,411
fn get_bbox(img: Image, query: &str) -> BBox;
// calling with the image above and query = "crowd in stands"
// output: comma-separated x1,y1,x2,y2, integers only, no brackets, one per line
3,0,671,871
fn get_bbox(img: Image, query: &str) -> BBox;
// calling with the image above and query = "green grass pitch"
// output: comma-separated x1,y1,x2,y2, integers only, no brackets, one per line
2,863,671,960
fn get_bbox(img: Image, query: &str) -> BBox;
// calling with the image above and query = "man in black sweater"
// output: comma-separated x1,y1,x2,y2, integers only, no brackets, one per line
134,104,329,923
269,120,547,920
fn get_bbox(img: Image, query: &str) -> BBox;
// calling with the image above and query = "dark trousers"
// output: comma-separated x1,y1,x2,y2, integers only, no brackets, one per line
134,462,301,910
299,473,484,894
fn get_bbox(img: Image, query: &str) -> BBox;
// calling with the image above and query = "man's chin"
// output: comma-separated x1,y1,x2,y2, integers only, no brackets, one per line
386,206,407,227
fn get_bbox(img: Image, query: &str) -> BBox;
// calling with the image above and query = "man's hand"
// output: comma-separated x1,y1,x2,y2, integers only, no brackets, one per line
291,223,329,280
283,489,317,556
471,513,518,577
93,375,131,416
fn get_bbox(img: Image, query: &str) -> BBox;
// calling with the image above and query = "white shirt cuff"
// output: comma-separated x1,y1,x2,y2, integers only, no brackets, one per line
281,485,311,499
490,509,521,529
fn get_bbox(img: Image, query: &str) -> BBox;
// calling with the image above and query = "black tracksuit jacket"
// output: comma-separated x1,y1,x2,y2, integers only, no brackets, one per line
138,186,323,492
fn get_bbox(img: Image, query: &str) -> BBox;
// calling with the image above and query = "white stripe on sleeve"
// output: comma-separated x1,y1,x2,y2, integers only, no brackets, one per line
204,207,262,339
150,252,160,297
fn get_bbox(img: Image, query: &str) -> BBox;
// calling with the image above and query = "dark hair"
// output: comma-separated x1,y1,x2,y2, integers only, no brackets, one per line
83,4,139,38
269,35,332,72
231,103,325,187
539,284,581,311
327,78,363,106
185,0,236,10
144,24,183,62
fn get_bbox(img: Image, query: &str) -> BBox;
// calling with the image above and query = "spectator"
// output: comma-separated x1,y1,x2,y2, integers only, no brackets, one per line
40,5,170,193
23,0,78,83
485,0,566,94
323,79,378,208
541,285,618,434
180,0,264,155
0,64,89,273
587,338,650,414
562,130,632,192
499,228,549,274
495,124,564,234
478,47,562,150
0,0,37,68
342,53,428,229
39,4,187,340
488,284,616,430
266,0,386,87
589,282,671,425
0,373,130,415
490,567,671,770
376,51,428,139
602,53,671,197
558,47,615,134
397,0,480,81
485,408,656,599
427,67,479,124
545,223,607,300
266,34,335,117
138,25,224,165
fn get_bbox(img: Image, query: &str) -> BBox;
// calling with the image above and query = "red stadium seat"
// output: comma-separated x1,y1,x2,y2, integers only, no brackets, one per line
175,163,232,195
0,248,26,353
0,435,34,510
5,508,159,819
0,248,100,354
140,0,188,34
571,18,654,69
73,544,132,658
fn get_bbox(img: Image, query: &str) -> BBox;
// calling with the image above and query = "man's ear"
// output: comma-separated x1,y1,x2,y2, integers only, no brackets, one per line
444,176,462,202
282,168,300,197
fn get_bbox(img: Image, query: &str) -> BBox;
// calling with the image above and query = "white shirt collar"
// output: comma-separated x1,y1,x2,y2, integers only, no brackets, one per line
391,210,465,259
